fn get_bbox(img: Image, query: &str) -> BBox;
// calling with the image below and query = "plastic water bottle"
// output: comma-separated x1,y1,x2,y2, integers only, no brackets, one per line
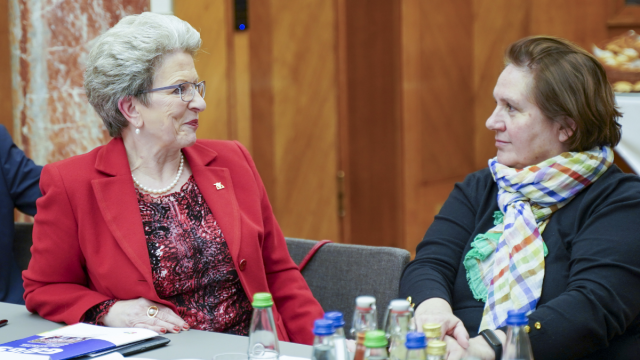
312,319,337,360
502,310,534,360
364,330,389,360
425,340,446,360
404,332,427,360
421,323,441,343
324,312,349,360
248,292,280,360
352,296,377,360
384,299,415,360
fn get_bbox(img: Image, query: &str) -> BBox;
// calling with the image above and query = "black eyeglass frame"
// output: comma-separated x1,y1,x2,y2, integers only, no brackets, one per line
138,81,206,102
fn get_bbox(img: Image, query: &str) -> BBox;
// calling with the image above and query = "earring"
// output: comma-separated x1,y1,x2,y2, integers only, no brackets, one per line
135,128,140,135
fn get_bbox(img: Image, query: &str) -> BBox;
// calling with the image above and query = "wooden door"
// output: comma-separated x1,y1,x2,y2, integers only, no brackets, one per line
175,0,341,242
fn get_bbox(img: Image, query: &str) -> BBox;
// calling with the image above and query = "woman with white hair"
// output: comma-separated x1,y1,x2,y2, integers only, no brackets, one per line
23,12,323,345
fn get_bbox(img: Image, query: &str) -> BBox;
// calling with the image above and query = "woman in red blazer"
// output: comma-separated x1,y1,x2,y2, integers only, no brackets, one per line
22,12,323,345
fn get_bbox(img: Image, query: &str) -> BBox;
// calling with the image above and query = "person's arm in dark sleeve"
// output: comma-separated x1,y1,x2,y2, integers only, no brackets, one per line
399,170,488,307
0,126,42,216
526,174,640,360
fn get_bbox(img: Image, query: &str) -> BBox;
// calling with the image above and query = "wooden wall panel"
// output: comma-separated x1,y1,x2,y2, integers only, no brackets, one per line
0,0,11,133
336,0,350,243
248,0,276,200
401,0,423,250
344,0,402,247
401,0,473,252
268,0,339,241
473,0,529,169
175,0,231,141
530,0,608,50
418,0,474,182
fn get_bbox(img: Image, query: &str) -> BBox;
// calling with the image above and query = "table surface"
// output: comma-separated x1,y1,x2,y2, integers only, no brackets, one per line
0,302,312,360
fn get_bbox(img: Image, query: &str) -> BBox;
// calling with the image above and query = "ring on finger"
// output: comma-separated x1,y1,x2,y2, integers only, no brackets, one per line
147,305,159,318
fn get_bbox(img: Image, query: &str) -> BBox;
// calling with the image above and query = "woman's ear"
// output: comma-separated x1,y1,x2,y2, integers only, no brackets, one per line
118,96,142,127
558,116,576,143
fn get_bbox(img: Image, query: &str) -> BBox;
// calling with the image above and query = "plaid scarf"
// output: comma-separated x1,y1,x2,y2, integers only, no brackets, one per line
466,146,613,331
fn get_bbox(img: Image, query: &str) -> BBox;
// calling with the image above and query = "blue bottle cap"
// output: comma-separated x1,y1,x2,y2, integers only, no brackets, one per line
324,312,345,328
405,332,427,349
313,319,335,336
506,310,528,326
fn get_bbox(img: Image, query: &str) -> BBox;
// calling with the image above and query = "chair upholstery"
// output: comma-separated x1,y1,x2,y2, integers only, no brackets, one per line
285,237,411,334
13,222,34,271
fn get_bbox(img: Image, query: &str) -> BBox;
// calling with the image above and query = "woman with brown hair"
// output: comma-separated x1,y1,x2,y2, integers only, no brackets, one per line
400,36,640,359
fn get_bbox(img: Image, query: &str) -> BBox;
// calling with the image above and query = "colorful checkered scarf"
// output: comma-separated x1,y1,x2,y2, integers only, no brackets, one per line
469,146,613,331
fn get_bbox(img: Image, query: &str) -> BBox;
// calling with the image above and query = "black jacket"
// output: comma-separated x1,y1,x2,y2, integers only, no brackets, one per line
400,165,640,359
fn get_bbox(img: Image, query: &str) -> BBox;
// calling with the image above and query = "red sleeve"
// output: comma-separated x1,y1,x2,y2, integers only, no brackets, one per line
23,164,111,323
234,141,324,345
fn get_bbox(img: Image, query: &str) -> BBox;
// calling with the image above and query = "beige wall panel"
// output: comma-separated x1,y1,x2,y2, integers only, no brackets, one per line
473,0,529,170
270,0,339,241
175,0,230,141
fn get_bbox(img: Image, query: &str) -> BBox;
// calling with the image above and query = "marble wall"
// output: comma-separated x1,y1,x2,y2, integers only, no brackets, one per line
9,0,148,164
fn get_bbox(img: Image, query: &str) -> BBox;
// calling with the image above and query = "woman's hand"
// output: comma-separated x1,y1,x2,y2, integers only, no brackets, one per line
414,298,470,348
444,332,505,360
444,335,467,359
102,298,189,334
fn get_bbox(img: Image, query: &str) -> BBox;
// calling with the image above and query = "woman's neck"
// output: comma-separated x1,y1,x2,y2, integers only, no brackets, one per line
123,132,187,190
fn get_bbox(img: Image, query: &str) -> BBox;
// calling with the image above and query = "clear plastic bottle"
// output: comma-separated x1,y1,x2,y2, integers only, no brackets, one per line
324,312,349,360
384,299,415,360
404,332,427,360
425,340,446,360
502,310,534,360
421,323,441,343
364,330,389,360
352,296,377,360
247,292,280,360
312,319,337,360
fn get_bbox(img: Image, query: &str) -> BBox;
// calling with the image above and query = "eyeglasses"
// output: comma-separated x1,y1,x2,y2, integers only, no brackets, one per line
139,81,206,102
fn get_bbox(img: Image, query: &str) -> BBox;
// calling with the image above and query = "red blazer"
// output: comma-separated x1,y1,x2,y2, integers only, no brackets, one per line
23,138,323,345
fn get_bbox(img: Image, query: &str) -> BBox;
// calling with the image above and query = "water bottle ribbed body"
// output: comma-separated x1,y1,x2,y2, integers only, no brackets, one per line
248,306,280,360
312,334,337,360
333,327,349,360
405,347,427,360
502,326,534,360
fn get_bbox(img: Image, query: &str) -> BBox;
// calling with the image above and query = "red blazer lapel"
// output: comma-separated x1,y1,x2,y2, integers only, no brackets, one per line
183,144,242,261
91,138,154,285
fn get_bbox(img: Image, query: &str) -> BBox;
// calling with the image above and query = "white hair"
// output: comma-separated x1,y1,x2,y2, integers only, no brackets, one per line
84,12,201,137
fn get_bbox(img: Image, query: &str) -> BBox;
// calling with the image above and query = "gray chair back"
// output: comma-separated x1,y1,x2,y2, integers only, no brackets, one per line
13,222,34,271
285,237,411,335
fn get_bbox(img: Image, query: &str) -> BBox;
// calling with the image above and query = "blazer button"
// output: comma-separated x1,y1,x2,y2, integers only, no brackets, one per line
239,259,247,271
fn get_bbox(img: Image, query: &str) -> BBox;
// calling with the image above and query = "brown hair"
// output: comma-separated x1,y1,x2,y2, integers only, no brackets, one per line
505,36,621,151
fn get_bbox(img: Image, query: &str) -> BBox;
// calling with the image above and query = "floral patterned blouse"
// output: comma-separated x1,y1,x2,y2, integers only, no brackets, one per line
84,175,252,335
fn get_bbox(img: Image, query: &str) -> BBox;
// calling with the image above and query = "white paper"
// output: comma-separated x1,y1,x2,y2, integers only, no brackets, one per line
280,356,310,360
35,323,158,347
92,353,124,360
0,354,51,360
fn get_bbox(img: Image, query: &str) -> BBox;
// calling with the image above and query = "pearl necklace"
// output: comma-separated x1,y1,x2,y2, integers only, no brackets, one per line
132,153,184,195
